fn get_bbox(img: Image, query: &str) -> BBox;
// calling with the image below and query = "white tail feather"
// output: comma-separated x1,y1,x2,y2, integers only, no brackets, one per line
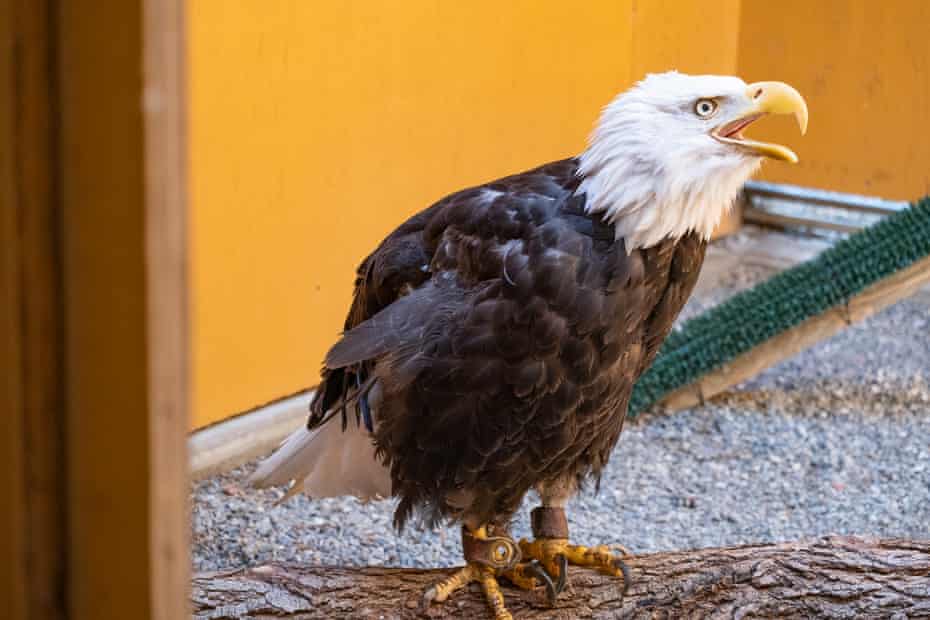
248,415,390,501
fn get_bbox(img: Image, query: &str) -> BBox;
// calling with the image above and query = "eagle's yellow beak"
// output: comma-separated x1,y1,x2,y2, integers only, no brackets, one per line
712,81,808,163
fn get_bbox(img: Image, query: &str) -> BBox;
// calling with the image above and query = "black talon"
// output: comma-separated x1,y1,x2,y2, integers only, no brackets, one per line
524,560,558,606
553,553,568,597
612,557,631,597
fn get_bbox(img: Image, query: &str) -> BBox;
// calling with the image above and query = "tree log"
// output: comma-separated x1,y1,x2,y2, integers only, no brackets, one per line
191,536,930,619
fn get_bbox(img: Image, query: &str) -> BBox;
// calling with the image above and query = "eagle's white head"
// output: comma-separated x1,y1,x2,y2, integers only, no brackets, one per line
578,71,808,250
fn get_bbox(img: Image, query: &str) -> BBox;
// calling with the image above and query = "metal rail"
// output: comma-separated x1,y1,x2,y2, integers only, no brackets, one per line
743,206,862,235
741,181,910,234
744,181,909,216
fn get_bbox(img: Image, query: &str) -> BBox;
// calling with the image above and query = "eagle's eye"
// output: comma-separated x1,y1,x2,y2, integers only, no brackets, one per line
694,98,718,118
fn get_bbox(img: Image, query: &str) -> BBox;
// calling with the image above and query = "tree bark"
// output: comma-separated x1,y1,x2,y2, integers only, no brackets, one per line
191,536,930,619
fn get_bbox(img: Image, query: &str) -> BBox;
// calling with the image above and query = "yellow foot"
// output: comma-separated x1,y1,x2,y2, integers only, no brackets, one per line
518,537,631,604
421,562,513,620
421,525,521,620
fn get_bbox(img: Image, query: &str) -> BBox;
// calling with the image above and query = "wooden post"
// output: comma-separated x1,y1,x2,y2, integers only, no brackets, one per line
1,1,67,618
1,1,189,619
60,1,189,619
0,2,29,615
142,1,189,617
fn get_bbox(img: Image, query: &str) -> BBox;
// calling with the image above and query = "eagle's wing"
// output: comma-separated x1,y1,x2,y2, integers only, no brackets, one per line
309,160,581,432
308,205,438,428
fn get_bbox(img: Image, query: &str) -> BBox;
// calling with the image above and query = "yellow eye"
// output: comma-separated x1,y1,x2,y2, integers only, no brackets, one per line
694,98,718,118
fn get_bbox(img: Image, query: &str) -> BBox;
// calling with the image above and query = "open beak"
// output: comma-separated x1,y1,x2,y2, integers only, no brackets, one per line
712,81,808,163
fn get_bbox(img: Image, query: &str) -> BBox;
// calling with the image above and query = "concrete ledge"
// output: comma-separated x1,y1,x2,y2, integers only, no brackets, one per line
188,391,312,480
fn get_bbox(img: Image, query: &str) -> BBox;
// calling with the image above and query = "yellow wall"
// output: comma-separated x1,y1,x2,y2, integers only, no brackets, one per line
738,0,930,199
188,1,741,428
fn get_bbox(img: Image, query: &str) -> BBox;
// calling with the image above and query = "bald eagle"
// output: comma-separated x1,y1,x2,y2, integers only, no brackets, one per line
251,72,807,619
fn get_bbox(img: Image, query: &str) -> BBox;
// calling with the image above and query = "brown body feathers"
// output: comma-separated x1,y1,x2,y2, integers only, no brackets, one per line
309,158,706,528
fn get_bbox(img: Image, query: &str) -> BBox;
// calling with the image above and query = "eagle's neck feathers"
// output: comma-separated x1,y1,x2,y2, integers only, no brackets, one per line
576,88,761,251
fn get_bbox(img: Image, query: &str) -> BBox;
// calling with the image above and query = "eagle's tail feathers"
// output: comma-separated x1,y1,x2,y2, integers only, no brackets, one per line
248,413,391,501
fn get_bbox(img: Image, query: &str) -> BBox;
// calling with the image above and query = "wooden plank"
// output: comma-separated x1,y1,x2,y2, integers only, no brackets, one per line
60,2,152,615
13,1,67,617
142,1,190,617
1,1,67,618
846,257,930,323
0,0,28,616
661,254,930,410
59,1,189,618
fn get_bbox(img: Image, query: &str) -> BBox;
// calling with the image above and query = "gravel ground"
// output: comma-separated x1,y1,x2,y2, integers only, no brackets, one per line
191,239,930,572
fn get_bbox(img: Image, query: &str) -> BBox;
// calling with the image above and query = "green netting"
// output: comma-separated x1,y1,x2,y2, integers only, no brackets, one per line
629,194,930,416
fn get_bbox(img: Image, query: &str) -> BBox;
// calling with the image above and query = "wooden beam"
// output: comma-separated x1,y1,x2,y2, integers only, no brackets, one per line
1,1,67,618
191,536,930,618
0,3,28,617
3,2,190,616
661,253,930,410
142,0,189,617
58,0,189,619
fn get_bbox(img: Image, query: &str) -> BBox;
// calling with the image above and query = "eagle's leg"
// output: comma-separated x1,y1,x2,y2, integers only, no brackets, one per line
420,524,521,620
515,480,631,604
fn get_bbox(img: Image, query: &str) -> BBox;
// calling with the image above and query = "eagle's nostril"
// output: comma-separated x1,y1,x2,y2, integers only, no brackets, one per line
753,88,763,99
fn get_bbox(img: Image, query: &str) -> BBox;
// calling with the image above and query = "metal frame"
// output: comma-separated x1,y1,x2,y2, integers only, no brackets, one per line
742,180,910,235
